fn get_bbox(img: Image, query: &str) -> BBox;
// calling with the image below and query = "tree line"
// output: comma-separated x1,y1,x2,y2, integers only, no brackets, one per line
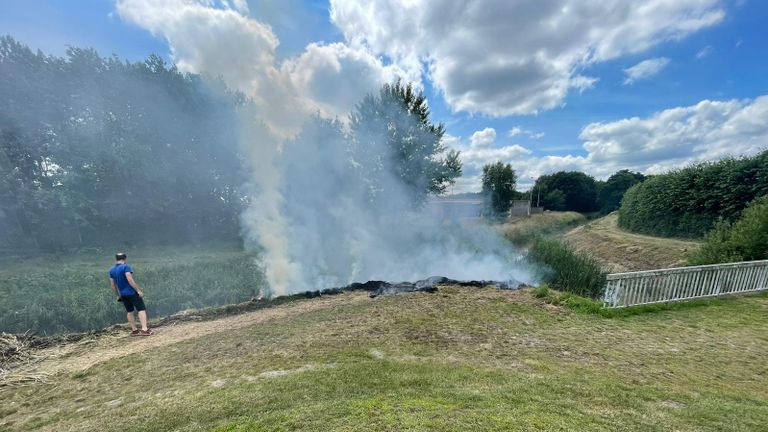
0,37,460,254
0,36,249,252
481,163,644,218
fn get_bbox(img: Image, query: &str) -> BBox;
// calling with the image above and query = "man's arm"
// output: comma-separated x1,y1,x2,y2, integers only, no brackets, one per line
125,272,144,297
109,278,121,300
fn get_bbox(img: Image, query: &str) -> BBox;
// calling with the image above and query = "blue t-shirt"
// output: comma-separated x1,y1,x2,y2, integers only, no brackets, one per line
109,263,137,297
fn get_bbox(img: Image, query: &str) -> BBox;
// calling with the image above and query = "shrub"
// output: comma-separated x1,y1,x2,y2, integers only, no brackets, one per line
688,195,768,265
618,150,768,238
528,237,606,299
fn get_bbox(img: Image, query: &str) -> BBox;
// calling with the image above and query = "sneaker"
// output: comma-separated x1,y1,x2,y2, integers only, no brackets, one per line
130,329,141,336
139,329,154,336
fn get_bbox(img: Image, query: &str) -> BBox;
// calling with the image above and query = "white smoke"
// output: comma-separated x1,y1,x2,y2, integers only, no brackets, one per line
246,114,535,295
115,0,535,295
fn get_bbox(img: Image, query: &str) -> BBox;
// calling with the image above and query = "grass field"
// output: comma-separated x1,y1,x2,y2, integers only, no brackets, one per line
2,287,767,431
0,245,266,334
501,211,587,246
563,213,701,272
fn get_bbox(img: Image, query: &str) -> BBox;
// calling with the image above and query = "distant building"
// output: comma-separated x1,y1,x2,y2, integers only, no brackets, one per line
426,197,483,221
509,200,544,217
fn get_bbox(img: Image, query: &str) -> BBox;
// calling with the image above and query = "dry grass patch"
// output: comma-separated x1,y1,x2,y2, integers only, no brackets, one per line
501,211,587,246
564,213,700,272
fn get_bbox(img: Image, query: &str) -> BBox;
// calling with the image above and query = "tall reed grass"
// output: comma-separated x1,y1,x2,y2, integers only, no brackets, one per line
528,237,606,299
0,251,265,334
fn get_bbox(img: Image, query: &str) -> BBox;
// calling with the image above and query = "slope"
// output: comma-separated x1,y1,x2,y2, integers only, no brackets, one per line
564,213,701,272
2,287,767,431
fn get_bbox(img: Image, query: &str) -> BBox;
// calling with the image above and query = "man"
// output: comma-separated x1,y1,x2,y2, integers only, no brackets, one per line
109,252,154,336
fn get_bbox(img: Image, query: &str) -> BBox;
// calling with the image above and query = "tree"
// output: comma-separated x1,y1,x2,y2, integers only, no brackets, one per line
350,80,461,205
0,36,248,252
481,161,517,217
597,169,646,213
534,171,599,212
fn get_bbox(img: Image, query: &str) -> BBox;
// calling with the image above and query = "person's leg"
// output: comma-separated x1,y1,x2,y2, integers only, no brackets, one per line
126,312,137,331
138,310,148,332
134,297,149,332
123,297,137,332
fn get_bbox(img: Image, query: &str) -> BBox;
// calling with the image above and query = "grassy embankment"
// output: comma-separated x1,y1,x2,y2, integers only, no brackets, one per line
501,211,587,246
0,245,265,335
563,213,701,272
2,287,767,431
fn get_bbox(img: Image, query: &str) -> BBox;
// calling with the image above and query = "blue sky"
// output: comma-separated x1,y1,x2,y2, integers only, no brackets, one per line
2,0,767,191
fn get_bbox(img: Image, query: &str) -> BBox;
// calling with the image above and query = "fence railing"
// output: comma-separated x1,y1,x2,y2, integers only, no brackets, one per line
602,260,768,308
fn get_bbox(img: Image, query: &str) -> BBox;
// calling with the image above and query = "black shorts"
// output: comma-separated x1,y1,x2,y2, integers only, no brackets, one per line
121,295,146,312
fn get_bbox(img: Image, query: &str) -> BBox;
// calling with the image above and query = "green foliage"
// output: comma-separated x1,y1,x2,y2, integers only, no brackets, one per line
350,80,462,205
528,237,606,299
597,169,646,214
688,195,768,265
618,150,768,238
0,36,248,253
481,161,517,217
531,284,550,298
534,171,599,212
0,250,265,334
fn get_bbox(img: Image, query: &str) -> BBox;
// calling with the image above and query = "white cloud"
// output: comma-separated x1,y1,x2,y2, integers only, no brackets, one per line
579,95,768,175
623,57,670,85
443,129,532,192
696,45,712,59
330,0,724,116
508,126,544,139
469,128,497,148
116,0,407,134
281,42,409,119
449,96,768,191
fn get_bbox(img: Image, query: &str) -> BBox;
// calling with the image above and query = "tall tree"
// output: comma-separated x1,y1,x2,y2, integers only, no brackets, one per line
350,80,461,205
534,171,599,212
481,161,517,217
597,169,646,213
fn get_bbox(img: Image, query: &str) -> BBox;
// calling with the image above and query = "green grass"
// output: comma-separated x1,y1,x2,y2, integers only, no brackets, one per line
0,245,266,334
3,287,768,431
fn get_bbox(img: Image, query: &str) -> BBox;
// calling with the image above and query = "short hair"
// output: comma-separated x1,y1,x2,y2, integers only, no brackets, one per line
116,252,127,261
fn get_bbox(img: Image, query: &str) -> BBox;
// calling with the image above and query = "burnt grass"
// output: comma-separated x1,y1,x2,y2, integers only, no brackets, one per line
1,276,523,369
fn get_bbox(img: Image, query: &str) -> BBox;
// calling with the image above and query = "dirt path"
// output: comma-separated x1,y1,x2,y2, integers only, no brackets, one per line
564,213,700,272
4,291,369,383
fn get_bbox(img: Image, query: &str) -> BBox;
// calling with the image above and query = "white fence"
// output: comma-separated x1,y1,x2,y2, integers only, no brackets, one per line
603,260,768,308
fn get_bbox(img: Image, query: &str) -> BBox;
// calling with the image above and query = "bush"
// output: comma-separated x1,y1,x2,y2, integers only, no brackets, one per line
618,150,768,238
688,195,768,265
528,237,606,299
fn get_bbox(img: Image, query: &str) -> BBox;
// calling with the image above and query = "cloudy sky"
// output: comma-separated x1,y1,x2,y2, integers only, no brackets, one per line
2,0,767,191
